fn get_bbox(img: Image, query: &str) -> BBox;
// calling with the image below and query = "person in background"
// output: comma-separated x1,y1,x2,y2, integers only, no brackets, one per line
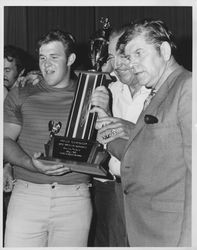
3,45,37,188
3,29,109,247
96,19,191,247
3,45,38,242
4,45,38,95
90,25,150,247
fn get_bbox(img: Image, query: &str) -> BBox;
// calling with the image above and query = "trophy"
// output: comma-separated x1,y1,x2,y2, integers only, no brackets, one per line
90,17,111,71
39,17,114,178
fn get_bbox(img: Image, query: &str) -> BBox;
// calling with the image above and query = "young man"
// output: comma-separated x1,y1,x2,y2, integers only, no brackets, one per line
97,19,191,247
4,30,93,247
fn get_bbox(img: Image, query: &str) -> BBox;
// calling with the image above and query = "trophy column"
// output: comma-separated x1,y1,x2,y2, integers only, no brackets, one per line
65,71,110,140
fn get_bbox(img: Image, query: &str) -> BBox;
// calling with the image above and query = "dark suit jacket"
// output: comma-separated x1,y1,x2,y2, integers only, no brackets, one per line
109,63,192,247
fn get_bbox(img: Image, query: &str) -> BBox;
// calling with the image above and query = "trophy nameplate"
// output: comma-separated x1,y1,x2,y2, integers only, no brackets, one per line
39,18,114,179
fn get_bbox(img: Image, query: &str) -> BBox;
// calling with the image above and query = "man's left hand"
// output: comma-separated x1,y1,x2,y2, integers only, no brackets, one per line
96,117,133,144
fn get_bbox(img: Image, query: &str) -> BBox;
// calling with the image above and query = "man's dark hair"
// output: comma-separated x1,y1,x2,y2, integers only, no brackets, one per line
117,19,177,55
4,45,38,75
109,23,132,41
4,45,26,75
37,29,76,58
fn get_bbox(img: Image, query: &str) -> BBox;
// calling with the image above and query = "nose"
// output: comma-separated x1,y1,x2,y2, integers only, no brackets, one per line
128,62,138,74
114,56,121,69
114,56,127,69
127,56,139,71
44,58,52,67
129,54,140,68
4,72,8,80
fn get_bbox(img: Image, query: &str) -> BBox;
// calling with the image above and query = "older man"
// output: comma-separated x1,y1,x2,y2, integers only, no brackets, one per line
91,26,150,247
97,19,191,247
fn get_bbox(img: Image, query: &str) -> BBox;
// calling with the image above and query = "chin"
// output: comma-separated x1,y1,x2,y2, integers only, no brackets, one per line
4,83,12,89
144,83,153,88
44,80,54,86
137,80,147,87
47,82,57,87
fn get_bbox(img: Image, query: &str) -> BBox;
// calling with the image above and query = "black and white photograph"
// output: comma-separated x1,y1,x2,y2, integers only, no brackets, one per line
1,0,196,248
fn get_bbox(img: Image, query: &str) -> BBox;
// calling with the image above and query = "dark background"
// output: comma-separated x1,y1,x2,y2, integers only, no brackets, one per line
4,6,192,71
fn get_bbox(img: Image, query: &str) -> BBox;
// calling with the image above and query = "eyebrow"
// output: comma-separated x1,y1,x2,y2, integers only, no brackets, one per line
39,53,60,57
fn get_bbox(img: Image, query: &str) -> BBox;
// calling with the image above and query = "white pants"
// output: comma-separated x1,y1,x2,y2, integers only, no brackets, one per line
5,179,92,247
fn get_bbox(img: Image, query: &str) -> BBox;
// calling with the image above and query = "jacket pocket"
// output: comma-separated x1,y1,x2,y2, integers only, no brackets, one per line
151,199,184,213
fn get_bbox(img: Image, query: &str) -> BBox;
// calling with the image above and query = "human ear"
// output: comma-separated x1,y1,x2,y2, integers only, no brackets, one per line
160,42,172,61
67,53,76,66
160,41,171,61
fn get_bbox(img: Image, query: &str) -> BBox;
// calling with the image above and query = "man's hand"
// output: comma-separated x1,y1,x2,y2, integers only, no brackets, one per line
31,152,71,176
91,86,112,118
96,117,134,144
13,69,25,87
18,71,42,87
101,59,113,73
3,163,14,192
90,106,110,122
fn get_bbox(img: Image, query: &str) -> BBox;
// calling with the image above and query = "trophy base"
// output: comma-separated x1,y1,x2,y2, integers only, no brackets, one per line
39,136,114,179
38,156,114,179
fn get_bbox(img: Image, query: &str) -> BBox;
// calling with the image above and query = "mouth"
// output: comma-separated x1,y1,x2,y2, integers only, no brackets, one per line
4,79,9,86
134,71,143,77
45,69,55,74
116,68,130,75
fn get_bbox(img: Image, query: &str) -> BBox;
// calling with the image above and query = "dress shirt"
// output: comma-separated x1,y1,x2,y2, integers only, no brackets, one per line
108,74,150,176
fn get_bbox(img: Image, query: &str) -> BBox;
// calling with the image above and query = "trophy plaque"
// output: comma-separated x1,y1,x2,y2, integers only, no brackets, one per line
39,18,114,179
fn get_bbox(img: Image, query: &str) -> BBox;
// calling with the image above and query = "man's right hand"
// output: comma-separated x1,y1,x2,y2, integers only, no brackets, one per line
3,163,14,192
31,152,71,176
90,86,112,118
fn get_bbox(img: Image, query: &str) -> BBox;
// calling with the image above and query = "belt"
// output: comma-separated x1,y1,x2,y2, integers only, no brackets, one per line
93,176,121,184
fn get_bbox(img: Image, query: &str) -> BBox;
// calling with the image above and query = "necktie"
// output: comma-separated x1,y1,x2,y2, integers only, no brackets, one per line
143,88,156,111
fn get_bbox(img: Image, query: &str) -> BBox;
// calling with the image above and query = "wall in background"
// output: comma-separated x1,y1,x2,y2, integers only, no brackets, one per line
4,6,192,71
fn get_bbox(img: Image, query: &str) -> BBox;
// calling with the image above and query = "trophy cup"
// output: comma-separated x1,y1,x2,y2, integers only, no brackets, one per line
39,17,114,178
90,17,111,71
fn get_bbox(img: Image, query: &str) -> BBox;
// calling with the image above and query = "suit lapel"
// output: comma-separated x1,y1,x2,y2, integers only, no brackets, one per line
123,66,183,155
